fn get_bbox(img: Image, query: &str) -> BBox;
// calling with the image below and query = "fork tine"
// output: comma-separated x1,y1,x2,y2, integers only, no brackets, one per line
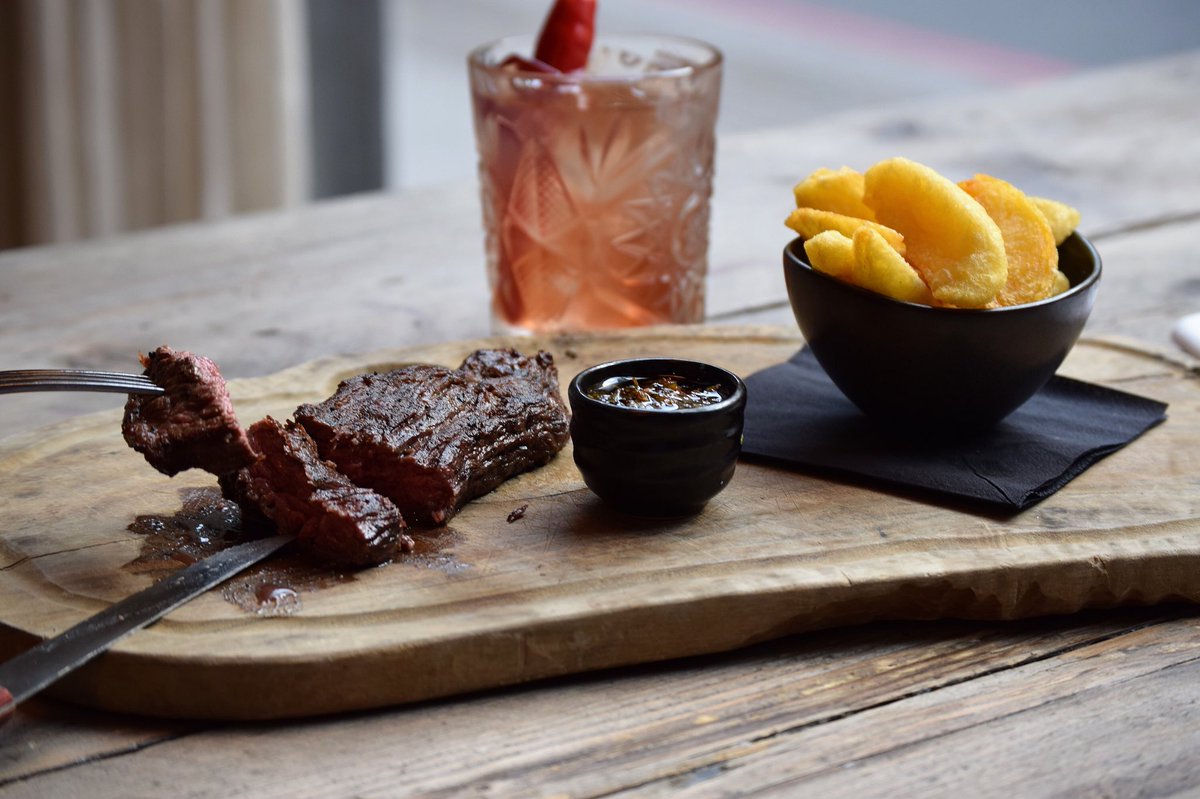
0,369,154,382
0,378,158,388
0,384,162,395
0,381,164,395
0,374,151,385
0,377,157,388
0,369,164,396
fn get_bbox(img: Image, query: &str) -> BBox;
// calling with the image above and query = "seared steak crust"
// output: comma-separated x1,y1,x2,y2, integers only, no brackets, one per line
294,349,570,525
222,417,411,566
122,346,256,477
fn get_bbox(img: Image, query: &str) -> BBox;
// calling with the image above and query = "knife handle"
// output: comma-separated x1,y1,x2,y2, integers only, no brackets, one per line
0,685,12,724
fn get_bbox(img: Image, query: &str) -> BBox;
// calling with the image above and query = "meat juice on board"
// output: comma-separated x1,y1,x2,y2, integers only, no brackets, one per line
469,35,722,333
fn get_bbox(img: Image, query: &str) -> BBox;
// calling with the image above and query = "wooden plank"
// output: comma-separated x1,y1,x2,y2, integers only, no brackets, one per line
0,327,1196,720
1,51,1198,798
0,609,1187,796
0,53,1197,440
611,612,1200,798
0,186,492,441
1086,219,1200,354
0,699,185,785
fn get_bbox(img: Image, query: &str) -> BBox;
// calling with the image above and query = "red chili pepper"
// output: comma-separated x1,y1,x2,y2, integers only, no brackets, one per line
533,0,596,73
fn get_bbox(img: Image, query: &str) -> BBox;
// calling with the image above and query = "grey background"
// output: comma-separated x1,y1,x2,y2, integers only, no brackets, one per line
309,0,1200,194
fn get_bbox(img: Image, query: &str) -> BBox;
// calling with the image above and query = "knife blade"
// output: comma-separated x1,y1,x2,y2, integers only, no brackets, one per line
0,533,294,721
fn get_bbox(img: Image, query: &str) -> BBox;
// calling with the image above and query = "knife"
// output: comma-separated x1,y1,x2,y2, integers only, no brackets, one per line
0,533,294,722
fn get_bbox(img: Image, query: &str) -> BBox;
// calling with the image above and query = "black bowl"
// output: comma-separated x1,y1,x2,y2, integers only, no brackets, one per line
568,358,747,517
782,232,1101,432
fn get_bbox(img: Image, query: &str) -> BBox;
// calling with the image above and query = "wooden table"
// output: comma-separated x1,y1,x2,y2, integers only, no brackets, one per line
1,51,1198,796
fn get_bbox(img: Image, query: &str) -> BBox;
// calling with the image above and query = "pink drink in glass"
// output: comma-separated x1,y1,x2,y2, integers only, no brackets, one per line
469,35,722,333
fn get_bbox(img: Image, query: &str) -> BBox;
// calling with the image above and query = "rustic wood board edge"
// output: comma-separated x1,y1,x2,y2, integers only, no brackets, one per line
44,525,1200,721
1,325,1197,720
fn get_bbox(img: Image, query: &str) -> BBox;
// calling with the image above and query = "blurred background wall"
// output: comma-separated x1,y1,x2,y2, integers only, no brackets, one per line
1,0,312,249
2,0,1198,252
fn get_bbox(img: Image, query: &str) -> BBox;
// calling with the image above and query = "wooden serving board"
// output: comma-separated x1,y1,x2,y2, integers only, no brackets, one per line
1,326,1198,720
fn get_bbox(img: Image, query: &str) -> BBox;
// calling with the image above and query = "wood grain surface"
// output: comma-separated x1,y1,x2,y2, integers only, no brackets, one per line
2,51,1199,799
1,51,1197,443
1,325,1195,720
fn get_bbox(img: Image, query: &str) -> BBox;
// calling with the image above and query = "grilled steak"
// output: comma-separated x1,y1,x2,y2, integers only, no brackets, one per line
123,346,256,477
221,417,412,566
294,348,570,525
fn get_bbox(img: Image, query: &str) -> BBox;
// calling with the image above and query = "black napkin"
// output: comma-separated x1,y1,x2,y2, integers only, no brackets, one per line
741,348,1168,511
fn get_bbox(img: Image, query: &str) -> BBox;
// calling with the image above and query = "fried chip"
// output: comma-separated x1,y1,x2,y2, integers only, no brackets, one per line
802,229,856,281
959,174,1058,307
785,207,906,255
1029,196,1081,245
1049,269,1071,296
792,166,876,220
863,157,1007,309
851,227,932,305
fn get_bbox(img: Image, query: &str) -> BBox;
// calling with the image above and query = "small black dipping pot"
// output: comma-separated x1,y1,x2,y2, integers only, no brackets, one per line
568,358,747,517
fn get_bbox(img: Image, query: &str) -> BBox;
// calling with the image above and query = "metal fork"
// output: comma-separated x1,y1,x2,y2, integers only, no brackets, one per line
0,369,165,396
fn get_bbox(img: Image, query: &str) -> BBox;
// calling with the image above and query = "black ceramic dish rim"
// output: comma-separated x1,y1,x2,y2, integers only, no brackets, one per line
568,358,747,417
783,232,1102,314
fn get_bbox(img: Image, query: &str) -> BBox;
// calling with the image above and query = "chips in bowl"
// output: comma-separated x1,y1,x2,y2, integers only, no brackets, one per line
801,229,856,281
792,166,877,220
849,227,932,306
1029,196,1082,245
784,207,906,255
958,174,1058,307
786,157,1082,309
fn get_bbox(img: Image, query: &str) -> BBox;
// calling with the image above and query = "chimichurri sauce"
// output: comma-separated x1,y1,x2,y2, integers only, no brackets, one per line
585,374,724,410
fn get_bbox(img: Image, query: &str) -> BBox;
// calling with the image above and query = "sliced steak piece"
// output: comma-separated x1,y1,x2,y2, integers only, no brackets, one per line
221,417,412,567
122,346,256,477
294,348,570,525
